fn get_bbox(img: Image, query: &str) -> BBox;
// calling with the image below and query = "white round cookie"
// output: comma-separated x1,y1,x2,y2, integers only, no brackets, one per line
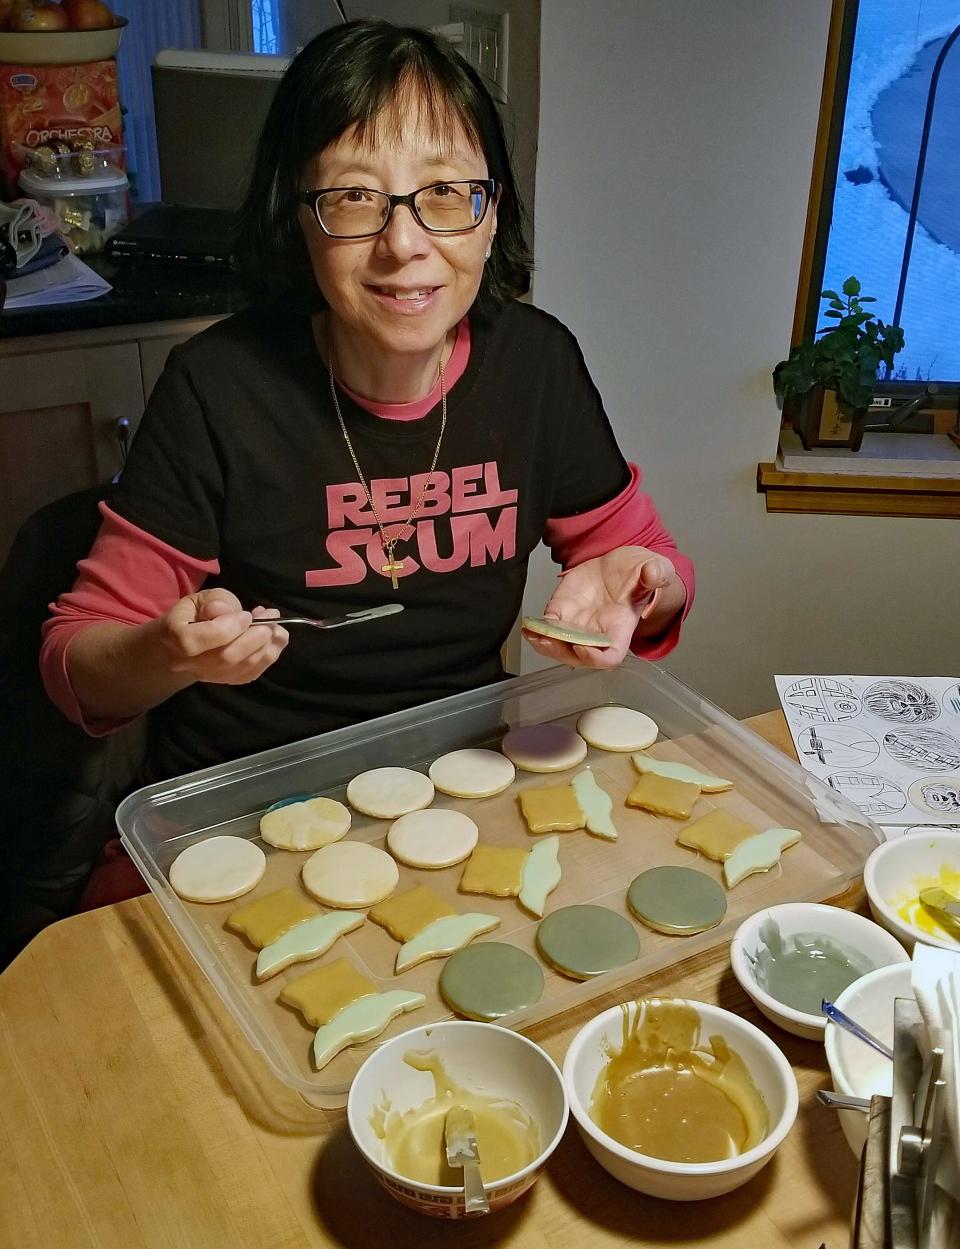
577,705,659,752
259,795,351,851
346,767,434,819
500,723,587,773
428,748,516,798
302,840,399,908
169,835,266,904
387,808,480,869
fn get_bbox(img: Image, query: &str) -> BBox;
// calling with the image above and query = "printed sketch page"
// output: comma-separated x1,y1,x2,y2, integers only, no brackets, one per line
775,676,960,831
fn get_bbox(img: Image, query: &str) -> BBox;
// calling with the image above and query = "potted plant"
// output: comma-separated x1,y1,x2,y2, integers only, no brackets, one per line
773,276,905,451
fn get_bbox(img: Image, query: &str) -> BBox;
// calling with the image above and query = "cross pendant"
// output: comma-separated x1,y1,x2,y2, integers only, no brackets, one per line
381,556,404,590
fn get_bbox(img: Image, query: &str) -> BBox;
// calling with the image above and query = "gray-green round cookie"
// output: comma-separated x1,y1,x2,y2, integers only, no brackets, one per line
535,905,640,980
627,865,727,936
439,943,545,1021
521,617,613,648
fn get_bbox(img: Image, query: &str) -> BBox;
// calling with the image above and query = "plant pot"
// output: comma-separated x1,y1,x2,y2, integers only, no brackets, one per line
785,386,867,452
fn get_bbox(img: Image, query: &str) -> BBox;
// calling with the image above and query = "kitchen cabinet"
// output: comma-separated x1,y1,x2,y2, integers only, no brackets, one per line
0,317,221,563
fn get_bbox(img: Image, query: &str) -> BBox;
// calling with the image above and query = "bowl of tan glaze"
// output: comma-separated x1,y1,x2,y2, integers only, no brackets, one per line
562,997,798,1200
730,902,910,1040
347,1020,568,1218
824,961,914,1158
863,831,960,953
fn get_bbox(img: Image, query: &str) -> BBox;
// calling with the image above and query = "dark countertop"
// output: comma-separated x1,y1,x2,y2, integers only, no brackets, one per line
0,252,248,340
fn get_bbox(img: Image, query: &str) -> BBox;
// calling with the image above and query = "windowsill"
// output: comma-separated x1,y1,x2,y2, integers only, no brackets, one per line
757,431,960,517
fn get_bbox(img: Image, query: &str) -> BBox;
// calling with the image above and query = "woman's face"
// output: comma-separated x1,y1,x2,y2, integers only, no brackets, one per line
299,97,496,365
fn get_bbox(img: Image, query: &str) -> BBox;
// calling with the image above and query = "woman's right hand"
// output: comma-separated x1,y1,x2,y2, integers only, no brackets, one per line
158,588,289,685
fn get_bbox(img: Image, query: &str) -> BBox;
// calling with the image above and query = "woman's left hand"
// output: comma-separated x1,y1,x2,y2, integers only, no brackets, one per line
522,545,687,669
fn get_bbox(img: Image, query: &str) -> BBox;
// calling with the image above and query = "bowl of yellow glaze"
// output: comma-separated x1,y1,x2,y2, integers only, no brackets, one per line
347,1020,568,1218
562,997,799,1200
863,831,960,953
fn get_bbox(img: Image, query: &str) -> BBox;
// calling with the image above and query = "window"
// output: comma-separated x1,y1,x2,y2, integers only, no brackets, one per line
802,0,960,392
252,0,280,53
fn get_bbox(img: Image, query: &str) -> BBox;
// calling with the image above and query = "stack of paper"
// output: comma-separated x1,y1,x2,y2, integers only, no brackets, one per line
2,253,111,310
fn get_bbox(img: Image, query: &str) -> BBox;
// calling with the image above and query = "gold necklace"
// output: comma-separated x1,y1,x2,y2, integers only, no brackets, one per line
327,348,448,591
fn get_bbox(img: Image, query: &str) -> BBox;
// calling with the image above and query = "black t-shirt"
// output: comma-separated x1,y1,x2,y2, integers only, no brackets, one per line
112,299,629,779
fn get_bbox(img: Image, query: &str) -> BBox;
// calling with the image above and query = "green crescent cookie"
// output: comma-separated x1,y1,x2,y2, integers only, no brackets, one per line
394,913,500,972
255,910,365,980
439,943,545,1021
631,754,733,793
571,768,618,840
724,828,802,888
519,836,562,917
521,617,613,648
535,905,640,980
627,866,727,935
312,989,426,1069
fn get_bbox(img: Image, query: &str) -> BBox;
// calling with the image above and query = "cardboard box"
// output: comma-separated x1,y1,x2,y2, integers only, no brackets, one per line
0,59,123,197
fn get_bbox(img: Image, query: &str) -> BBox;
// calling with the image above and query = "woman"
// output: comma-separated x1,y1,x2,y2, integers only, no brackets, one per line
41,20,693,783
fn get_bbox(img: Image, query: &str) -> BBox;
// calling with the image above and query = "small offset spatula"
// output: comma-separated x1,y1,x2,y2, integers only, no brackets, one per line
918,885,960,931
444,1106,490,1215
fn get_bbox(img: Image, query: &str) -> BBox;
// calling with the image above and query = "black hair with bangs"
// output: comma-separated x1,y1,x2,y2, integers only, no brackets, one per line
234,19,532,319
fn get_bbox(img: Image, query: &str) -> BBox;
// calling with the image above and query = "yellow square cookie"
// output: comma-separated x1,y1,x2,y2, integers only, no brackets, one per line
519,784,585,833
226,887,320,949
626,773,701,819
368,884,457,943
677,809,756,861
459,844,528,897
279,958,376,1027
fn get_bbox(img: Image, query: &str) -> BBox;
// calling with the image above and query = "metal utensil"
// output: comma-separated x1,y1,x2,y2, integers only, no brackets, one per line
251,603,404,630
817,1088,873,1113
822,997,895,1061
444,1105,489,1215
918,886,960,930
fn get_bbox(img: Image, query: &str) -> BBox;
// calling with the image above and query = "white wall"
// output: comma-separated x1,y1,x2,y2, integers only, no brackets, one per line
527,0,960,718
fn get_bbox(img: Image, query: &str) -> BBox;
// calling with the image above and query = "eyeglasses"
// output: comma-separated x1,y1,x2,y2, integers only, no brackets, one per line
297,179,497,239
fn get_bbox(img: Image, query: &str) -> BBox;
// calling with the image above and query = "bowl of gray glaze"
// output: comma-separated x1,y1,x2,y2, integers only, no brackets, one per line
730,902,910,1039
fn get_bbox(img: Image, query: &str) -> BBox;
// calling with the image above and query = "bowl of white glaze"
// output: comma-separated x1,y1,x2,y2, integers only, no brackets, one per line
864,832,960,953
824,961,915,1157
730,902,910,1040
562,998,798,1200
347,1020,568,1218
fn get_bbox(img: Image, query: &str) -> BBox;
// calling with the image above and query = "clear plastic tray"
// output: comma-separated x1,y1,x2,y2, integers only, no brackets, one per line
118,661,883,1108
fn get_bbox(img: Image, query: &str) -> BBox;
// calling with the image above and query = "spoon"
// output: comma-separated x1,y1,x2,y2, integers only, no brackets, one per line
250,603,403,630
821,998,894,1061
816,1089,872,1113
444,1105,489,1215
918,886,960,931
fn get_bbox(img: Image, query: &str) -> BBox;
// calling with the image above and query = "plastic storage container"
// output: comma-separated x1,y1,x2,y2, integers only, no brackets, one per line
118,661,884,1109
19,156,127,253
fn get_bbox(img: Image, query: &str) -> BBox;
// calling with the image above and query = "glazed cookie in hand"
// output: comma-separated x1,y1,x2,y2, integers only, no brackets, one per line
169,836,266,903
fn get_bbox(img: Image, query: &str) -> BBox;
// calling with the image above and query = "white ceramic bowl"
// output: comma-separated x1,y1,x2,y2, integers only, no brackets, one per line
730,902,910,1040
863,831,960,953
562,999,799,1200
0,19,127,66
347,1020,568,1218
824,961,915,1157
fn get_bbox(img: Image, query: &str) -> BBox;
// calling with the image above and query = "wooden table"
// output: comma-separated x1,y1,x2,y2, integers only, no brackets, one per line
0,712,861,1249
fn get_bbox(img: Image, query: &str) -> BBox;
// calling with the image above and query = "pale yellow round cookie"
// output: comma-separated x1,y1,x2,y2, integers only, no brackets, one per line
346,767,434,819
259,795,351,851
577,705,659,752
501,723,587,773
428,748,516,798
169,836,266,904
302,841,399,908
387,808,480,869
